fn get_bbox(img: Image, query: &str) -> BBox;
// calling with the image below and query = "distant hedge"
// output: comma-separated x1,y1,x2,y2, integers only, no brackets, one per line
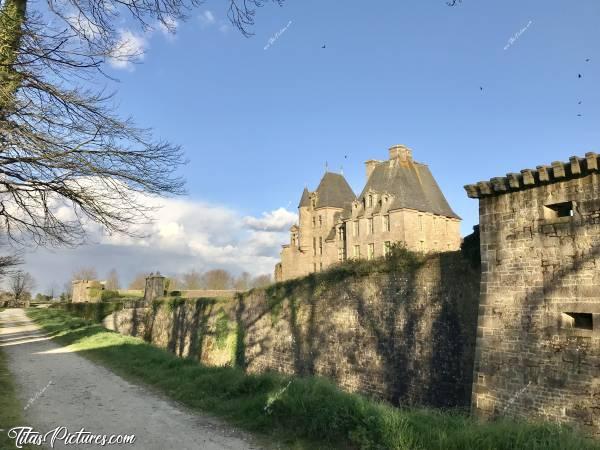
57,302,126,323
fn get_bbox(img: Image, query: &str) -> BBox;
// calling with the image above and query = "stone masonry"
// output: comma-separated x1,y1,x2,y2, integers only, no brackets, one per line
465,152,600,436
143,273,166,304
71,280,104,303
104,253,480,409
276,145,462,281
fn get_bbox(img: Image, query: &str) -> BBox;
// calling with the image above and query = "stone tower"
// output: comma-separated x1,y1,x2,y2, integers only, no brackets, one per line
143,273,166,304
465,152,600,436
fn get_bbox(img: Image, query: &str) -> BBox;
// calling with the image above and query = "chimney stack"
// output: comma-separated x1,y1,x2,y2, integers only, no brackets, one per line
365,160,380,180
389,145,412,162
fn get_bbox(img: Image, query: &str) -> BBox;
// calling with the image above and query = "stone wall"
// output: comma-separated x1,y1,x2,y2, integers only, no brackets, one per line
103,252,480,408
467,155,600,436
72,280,104,303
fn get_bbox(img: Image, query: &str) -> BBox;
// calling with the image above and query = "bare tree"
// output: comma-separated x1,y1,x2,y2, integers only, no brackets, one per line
182,269,203,290
233,271,251,290
0,253,22,280
105,268,119,290
128,272,147,290
203,269,233,290
0,0,283,246
251,274,271,289
9,270,35,301
72,267,97,281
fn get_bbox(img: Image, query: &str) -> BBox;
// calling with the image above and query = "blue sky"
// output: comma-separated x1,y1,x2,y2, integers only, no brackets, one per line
25,0,600,291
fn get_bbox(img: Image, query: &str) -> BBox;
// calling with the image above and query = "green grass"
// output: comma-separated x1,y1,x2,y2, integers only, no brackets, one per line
27,308,599,450
0,347,33,450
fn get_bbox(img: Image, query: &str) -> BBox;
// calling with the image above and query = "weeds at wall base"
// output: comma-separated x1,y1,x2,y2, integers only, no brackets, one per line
26,308,599,450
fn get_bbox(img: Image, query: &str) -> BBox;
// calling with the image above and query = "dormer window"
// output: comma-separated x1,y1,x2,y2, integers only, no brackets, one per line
311,198,316,209
368,195,373,208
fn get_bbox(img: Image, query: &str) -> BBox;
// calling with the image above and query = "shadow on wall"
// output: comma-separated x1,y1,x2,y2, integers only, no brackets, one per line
104,251,480,409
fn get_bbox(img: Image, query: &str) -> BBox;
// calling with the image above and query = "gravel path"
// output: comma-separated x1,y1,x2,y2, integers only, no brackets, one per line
0,308,263,450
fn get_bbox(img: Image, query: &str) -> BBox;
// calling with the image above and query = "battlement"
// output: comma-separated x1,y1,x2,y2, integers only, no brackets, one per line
464,152,599,198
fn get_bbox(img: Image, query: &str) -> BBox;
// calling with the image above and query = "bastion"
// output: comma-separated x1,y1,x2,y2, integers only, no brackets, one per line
465,152,600,435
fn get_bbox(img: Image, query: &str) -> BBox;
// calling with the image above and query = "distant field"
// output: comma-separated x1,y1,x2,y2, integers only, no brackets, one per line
28,308,600,450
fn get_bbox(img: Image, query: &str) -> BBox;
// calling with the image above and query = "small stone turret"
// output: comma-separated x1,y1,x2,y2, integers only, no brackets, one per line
143,272,166,304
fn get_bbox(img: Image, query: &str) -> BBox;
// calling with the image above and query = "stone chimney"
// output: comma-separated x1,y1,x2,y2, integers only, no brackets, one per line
389,145,412,162
365,160,380,180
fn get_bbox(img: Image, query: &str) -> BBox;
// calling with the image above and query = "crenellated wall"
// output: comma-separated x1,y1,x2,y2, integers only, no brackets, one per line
466,152,600,436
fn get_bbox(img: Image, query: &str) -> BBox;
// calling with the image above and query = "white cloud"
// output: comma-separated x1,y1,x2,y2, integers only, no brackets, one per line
108,29,147,70
199,10,216,27
243,208,297,231
22,197,298,292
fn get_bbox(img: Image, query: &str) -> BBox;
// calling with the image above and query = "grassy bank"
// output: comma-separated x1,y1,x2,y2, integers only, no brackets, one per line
27,308,599,450
0,348,32,450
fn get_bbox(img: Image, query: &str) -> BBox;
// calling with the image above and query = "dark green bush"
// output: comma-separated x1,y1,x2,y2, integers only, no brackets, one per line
62,301,124,323
101,290,121,301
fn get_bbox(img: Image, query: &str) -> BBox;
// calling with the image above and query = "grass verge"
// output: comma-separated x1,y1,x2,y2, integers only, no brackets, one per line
27,308,599,450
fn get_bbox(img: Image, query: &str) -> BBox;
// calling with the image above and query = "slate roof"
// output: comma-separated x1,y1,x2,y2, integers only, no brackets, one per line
314,172,356,209
359,160,460,219
298,188,310,208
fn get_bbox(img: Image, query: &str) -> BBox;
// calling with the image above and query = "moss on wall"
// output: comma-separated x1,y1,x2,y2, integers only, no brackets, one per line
101,251,480,409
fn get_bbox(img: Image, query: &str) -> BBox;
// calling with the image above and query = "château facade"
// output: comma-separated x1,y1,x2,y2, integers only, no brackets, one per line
275,145,461,281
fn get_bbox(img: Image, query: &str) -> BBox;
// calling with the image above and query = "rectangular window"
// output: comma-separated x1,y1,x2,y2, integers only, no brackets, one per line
368,195,373,207
312,217,316,228
319,237,323,255
319,215,323,227
544,201,574,219
338,248,345,261
319,262,323,271
383,215,390,232
368,243,374,260
353,245,360,258
313,237,316,256
338,227,344,241
383,241,391,257
368,218,373,235
313,263,317,272
353,221,359,237
563,312,593,331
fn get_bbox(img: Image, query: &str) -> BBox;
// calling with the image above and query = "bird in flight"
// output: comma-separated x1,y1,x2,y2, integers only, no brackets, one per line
479,86,483,91
321,45,326,49
585,58,590,62
578,74,582,78
578,100,582,105
577,114,582,117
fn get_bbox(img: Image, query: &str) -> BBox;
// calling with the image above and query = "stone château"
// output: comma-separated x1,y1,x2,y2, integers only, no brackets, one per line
275,145,461,281
465,152,600,435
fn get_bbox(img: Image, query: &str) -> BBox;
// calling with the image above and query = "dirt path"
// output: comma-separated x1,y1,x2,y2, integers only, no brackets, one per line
0,308,263,450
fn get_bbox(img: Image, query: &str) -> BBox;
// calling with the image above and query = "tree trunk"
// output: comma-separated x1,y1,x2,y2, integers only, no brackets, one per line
0,0,27,114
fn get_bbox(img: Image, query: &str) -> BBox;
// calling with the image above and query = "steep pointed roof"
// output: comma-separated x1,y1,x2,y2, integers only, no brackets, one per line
298,187,310,208
315,172,356,209
360,160,460,219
